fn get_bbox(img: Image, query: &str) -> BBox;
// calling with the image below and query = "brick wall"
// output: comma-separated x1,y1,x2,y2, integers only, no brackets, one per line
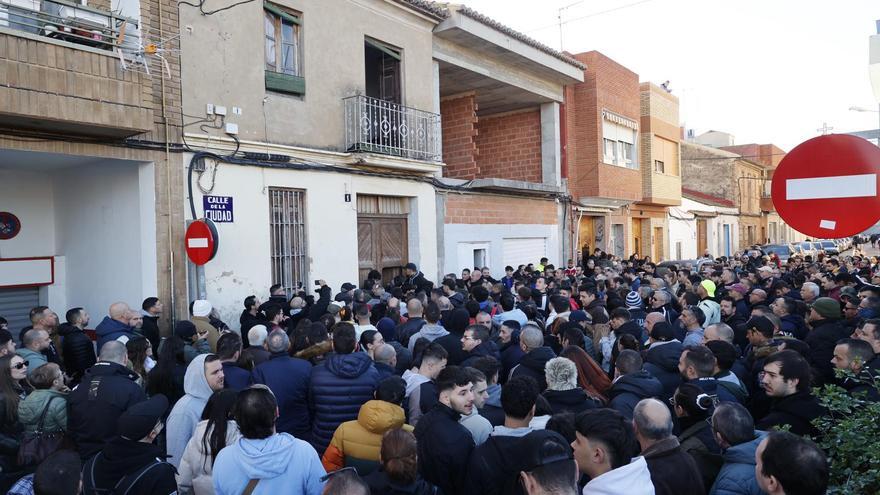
475,109,542,183
441,94,479,179
444,193,557,225
565,51,642,202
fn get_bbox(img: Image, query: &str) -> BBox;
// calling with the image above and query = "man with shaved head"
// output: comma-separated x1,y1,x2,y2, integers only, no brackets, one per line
95,302,136,349
633,398,704,494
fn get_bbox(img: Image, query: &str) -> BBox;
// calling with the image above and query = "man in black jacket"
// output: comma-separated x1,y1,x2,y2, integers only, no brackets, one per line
68,340,147,460
140,297,163,351
804,297,850,386
414,366,475,495
82,394,177,495
239,295,265,337
59,307,96,386
404,262,432,294
756,350,825,436
634,398,705,495
509,326,556,390
464,375,541,495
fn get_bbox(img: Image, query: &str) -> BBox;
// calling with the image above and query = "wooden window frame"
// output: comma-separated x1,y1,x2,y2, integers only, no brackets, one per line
264,2,305,95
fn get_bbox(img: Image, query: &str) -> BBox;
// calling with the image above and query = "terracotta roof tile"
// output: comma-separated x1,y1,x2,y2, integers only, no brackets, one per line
682,188,735,208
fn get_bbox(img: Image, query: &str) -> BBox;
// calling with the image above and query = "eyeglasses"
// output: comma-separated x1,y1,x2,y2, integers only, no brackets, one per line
12,361,28,370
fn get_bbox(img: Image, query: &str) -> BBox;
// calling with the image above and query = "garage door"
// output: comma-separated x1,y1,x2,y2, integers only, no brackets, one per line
0,287,39,340
503,237,547,268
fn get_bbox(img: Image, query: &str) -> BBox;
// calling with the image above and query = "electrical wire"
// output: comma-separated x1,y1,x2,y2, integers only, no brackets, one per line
177,0,257,16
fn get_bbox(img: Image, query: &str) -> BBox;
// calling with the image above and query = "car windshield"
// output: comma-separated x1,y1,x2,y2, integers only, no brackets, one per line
764,245,790,254
800,242,813,249
822,241,836,248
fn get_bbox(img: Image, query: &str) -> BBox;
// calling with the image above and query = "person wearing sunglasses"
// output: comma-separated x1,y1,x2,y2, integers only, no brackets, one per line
0,354,31,488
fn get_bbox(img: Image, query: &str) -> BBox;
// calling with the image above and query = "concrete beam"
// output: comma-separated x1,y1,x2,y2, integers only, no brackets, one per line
433,38,564,103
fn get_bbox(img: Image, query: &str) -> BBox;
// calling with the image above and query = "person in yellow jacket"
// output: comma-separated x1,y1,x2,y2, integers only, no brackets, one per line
321,376,412,475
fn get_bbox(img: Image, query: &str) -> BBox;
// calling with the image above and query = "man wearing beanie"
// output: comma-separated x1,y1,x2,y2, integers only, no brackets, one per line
174,320,211,364
191,299,220,352
625,291,647,331
82,395,178,494
805,297,850,386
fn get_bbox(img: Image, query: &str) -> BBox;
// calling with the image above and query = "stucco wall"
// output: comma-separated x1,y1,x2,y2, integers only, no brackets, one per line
179,0,437,150
182,155,438,330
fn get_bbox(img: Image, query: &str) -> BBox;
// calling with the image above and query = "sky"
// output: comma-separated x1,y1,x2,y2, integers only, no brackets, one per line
460,0,880,151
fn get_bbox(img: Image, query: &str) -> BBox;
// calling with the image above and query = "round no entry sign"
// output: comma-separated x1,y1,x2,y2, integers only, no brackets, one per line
185,219,219,266
771,134,880,239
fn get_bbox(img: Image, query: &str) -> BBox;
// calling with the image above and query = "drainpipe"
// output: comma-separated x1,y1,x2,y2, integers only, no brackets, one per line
158,0,176,326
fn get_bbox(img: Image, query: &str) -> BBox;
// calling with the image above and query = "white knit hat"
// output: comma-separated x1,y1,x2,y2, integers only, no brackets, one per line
192,299,212,317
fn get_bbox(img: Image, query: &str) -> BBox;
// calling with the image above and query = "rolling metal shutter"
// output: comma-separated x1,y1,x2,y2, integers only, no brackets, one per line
0,287,39,341
502,237,547,268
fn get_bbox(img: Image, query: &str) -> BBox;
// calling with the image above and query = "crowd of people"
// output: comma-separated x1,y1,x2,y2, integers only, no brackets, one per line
0,249,878,494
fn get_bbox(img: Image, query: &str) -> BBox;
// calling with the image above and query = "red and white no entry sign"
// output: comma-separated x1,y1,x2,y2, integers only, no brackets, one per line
771,134,880,239
185,219,219,266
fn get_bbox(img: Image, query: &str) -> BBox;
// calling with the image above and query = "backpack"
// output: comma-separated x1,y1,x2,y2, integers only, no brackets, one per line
83,453,175,495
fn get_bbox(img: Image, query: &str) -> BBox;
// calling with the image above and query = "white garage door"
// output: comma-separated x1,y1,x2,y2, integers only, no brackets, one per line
0,287,39,341
503,237,547,268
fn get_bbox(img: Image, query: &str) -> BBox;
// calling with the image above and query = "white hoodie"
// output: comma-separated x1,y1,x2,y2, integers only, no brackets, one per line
582,456,655,495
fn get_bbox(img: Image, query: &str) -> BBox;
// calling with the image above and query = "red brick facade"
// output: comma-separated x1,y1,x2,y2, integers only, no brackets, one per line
441,94,543,183
444,193,556,225
564,51,642,202
440,94,479,179
475,110,542,183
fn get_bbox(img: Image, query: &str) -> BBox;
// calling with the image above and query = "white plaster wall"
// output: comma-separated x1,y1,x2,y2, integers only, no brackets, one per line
442,223,559,279
0,169,56,259
54,162,154,319
667,216,697,260
183,156,438,330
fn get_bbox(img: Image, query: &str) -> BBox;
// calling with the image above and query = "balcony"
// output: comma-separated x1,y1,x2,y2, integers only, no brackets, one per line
0,0,137,52
344,95,442,163
0,0,152,138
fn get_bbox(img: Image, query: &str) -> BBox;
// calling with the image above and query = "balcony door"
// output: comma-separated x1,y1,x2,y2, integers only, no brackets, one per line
365,38,401,104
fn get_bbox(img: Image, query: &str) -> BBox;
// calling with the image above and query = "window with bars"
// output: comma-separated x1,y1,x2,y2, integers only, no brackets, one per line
264,2,304,95
269,188,308,296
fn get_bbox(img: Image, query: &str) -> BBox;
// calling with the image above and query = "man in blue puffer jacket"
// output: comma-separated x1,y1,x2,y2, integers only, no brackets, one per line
709,402,767,495
309,323,380,455
95,302,136,350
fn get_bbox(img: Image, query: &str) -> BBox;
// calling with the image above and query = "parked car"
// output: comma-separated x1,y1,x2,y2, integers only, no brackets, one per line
794,241,817,258
810,241,825,254
761,244,795,262
819,240,840,255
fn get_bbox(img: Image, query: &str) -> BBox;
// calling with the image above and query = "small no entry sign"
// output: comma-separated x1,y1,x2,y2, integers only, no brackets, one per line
185,219,219,266
771,134,880,238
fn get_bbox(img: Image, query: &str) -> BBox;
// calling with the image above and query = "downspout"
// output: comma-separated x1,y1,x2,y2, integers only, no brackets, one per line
158,0,176,325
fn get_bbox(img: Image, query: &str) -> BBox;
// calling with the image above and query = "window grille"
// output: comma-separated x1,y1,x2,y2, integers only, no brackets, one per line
269,188,308,296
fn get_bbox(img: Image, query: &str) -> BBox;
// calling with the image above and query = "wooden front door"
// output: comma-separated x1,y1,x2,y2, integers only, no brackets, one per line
653,226,663,261
631,218,643,258
697,219,708,256
358,216,408,284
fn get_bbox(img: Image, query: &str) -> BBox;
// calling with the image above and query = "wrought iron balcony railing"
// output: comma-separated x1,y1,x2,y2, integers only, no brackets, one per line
0,0,138,52
344,94,442,163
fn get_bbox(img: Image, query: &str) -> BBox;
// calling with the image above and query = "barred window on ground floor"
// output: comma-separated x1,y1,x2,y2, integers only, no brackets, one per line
269,187,308,296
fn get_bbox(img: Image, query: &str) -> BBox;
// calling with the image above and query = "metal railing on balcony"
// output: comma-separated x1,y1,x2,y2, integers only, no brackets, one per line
344,94,442,163
0,0,138,52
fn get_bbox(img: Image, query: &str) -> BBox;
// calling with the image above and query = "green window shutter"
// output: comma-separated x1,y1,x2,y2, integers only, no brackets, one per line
265,71,305,95
365,38,400,60
263,2,300,25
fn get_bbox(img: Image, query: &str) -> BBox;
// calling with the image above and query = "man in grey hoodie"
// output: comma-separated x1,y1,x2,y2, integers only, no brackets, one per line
406,302,448,353
165,353,225,468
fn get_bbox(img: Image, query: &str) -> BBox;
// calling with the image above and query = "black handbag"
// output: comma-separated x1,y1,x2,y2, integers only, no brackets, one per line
17,396,67,466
